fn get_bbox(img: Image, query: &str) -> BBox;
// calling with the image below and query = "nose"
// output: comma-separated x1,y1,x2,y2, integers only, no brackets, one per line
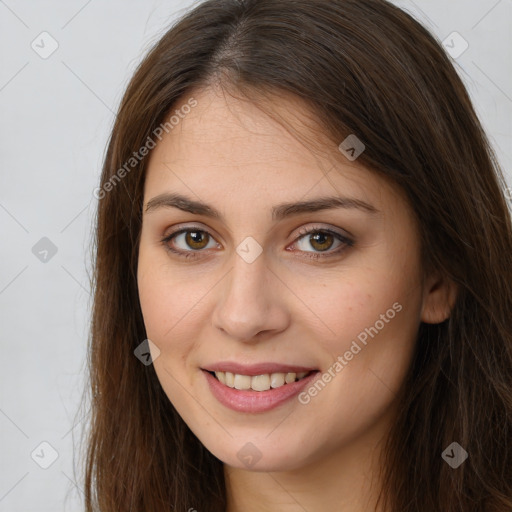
211,251,290,343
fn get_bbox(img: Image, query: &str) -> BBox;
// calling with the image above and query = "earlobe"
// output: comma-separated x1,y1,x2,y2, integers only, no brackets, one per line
420,273,458,324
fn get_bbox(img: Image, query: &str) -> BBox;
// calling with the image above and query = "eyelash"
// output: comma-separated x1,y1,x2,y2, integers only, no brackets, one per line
160,225,354,261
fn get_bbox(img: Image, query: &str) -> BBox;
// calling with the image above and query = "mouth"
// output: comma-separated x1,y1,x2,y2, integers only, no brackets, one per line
205,369,316,392
202,368,320,413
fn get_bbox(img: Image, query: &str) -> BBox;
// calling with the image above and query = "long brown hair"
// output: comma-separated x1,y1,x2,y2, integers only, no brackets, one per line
81,0,512,510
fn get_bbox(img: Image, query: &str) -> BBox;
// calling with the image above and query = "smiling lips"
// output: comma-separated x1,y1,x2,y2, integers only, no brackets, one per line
215,369,311,390
202,362,316,391
201,362,320,412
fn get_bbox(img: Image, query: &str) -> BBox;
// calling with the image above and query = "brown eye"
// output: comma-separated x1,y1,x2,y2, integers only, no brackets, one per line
292,226,354,260
162,228,219,258
161,225,353,261
184,230,210,250
295,230,340,253
308,231,335,252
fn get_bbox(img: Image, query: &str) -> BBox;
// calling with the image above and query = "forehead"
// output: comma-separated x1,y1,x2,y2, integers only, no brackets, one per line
143,86,403,216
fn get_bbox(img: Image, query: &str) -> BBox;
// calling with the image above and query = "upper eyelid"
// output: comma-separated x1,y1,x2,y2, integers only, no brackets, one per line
294,224,353,239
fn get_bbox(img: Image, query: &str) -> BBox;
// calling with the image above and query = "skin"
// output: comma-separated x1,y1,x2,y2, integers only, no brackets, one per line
137,85,457,512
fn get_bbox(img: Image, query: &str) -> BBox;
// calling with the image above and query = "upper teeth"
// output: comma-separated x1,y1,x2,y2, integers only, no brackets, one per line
214,371,309,391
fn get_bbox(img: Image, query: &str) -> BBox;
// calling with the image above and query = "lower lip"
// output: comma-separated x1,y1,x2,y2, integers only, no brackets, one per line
202,370,319,413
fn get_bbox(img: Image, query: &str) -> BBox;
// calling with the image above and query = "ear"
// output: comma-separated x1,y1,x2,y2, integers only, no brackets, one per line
420,272,458,324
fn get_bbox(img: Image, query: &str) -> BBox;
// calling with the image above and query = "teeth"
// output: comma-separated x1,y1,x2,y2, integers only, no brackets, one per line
213,371,310,391
225,372,234,387
251,374,270,391
270,372,285,388
285,372,296,384
234,374,251,390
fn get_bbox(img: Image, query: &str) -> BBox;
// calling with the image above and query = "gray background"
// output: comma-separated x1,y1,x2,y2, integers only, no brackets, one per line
0,0,511,510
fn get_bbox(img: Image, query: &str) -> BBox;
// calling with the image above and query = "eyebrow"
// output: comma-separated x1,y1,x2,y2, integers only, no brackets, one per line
144,192,379,221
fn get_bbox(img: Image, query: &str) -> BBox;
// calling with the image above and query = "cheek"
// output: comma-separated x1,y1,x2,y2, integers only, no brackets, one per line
137,250,184,351
299,265,416,346
293,220,422,345
300,259,422,401
137,244,184,329
137,249,218,364
137,255,204,412
137,265,169,341
292,276,420,451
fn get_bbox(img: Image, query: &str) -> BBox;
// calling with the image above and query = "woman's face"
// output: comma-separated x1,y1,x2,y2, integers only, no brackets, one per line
137,85,441,472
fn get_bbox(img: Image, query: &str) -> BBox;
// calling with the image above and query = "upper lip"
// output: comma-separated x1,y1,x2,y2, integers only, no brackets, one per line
201,362,317,376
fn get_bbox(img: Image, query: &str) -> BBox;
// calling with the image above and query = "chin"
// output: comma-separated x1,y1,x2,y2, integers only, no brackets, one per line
199,432,312,472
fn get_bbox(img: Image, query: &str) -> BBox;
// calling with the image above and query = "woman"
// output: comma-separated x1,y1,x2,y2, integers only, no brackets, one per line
83,0,512,510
